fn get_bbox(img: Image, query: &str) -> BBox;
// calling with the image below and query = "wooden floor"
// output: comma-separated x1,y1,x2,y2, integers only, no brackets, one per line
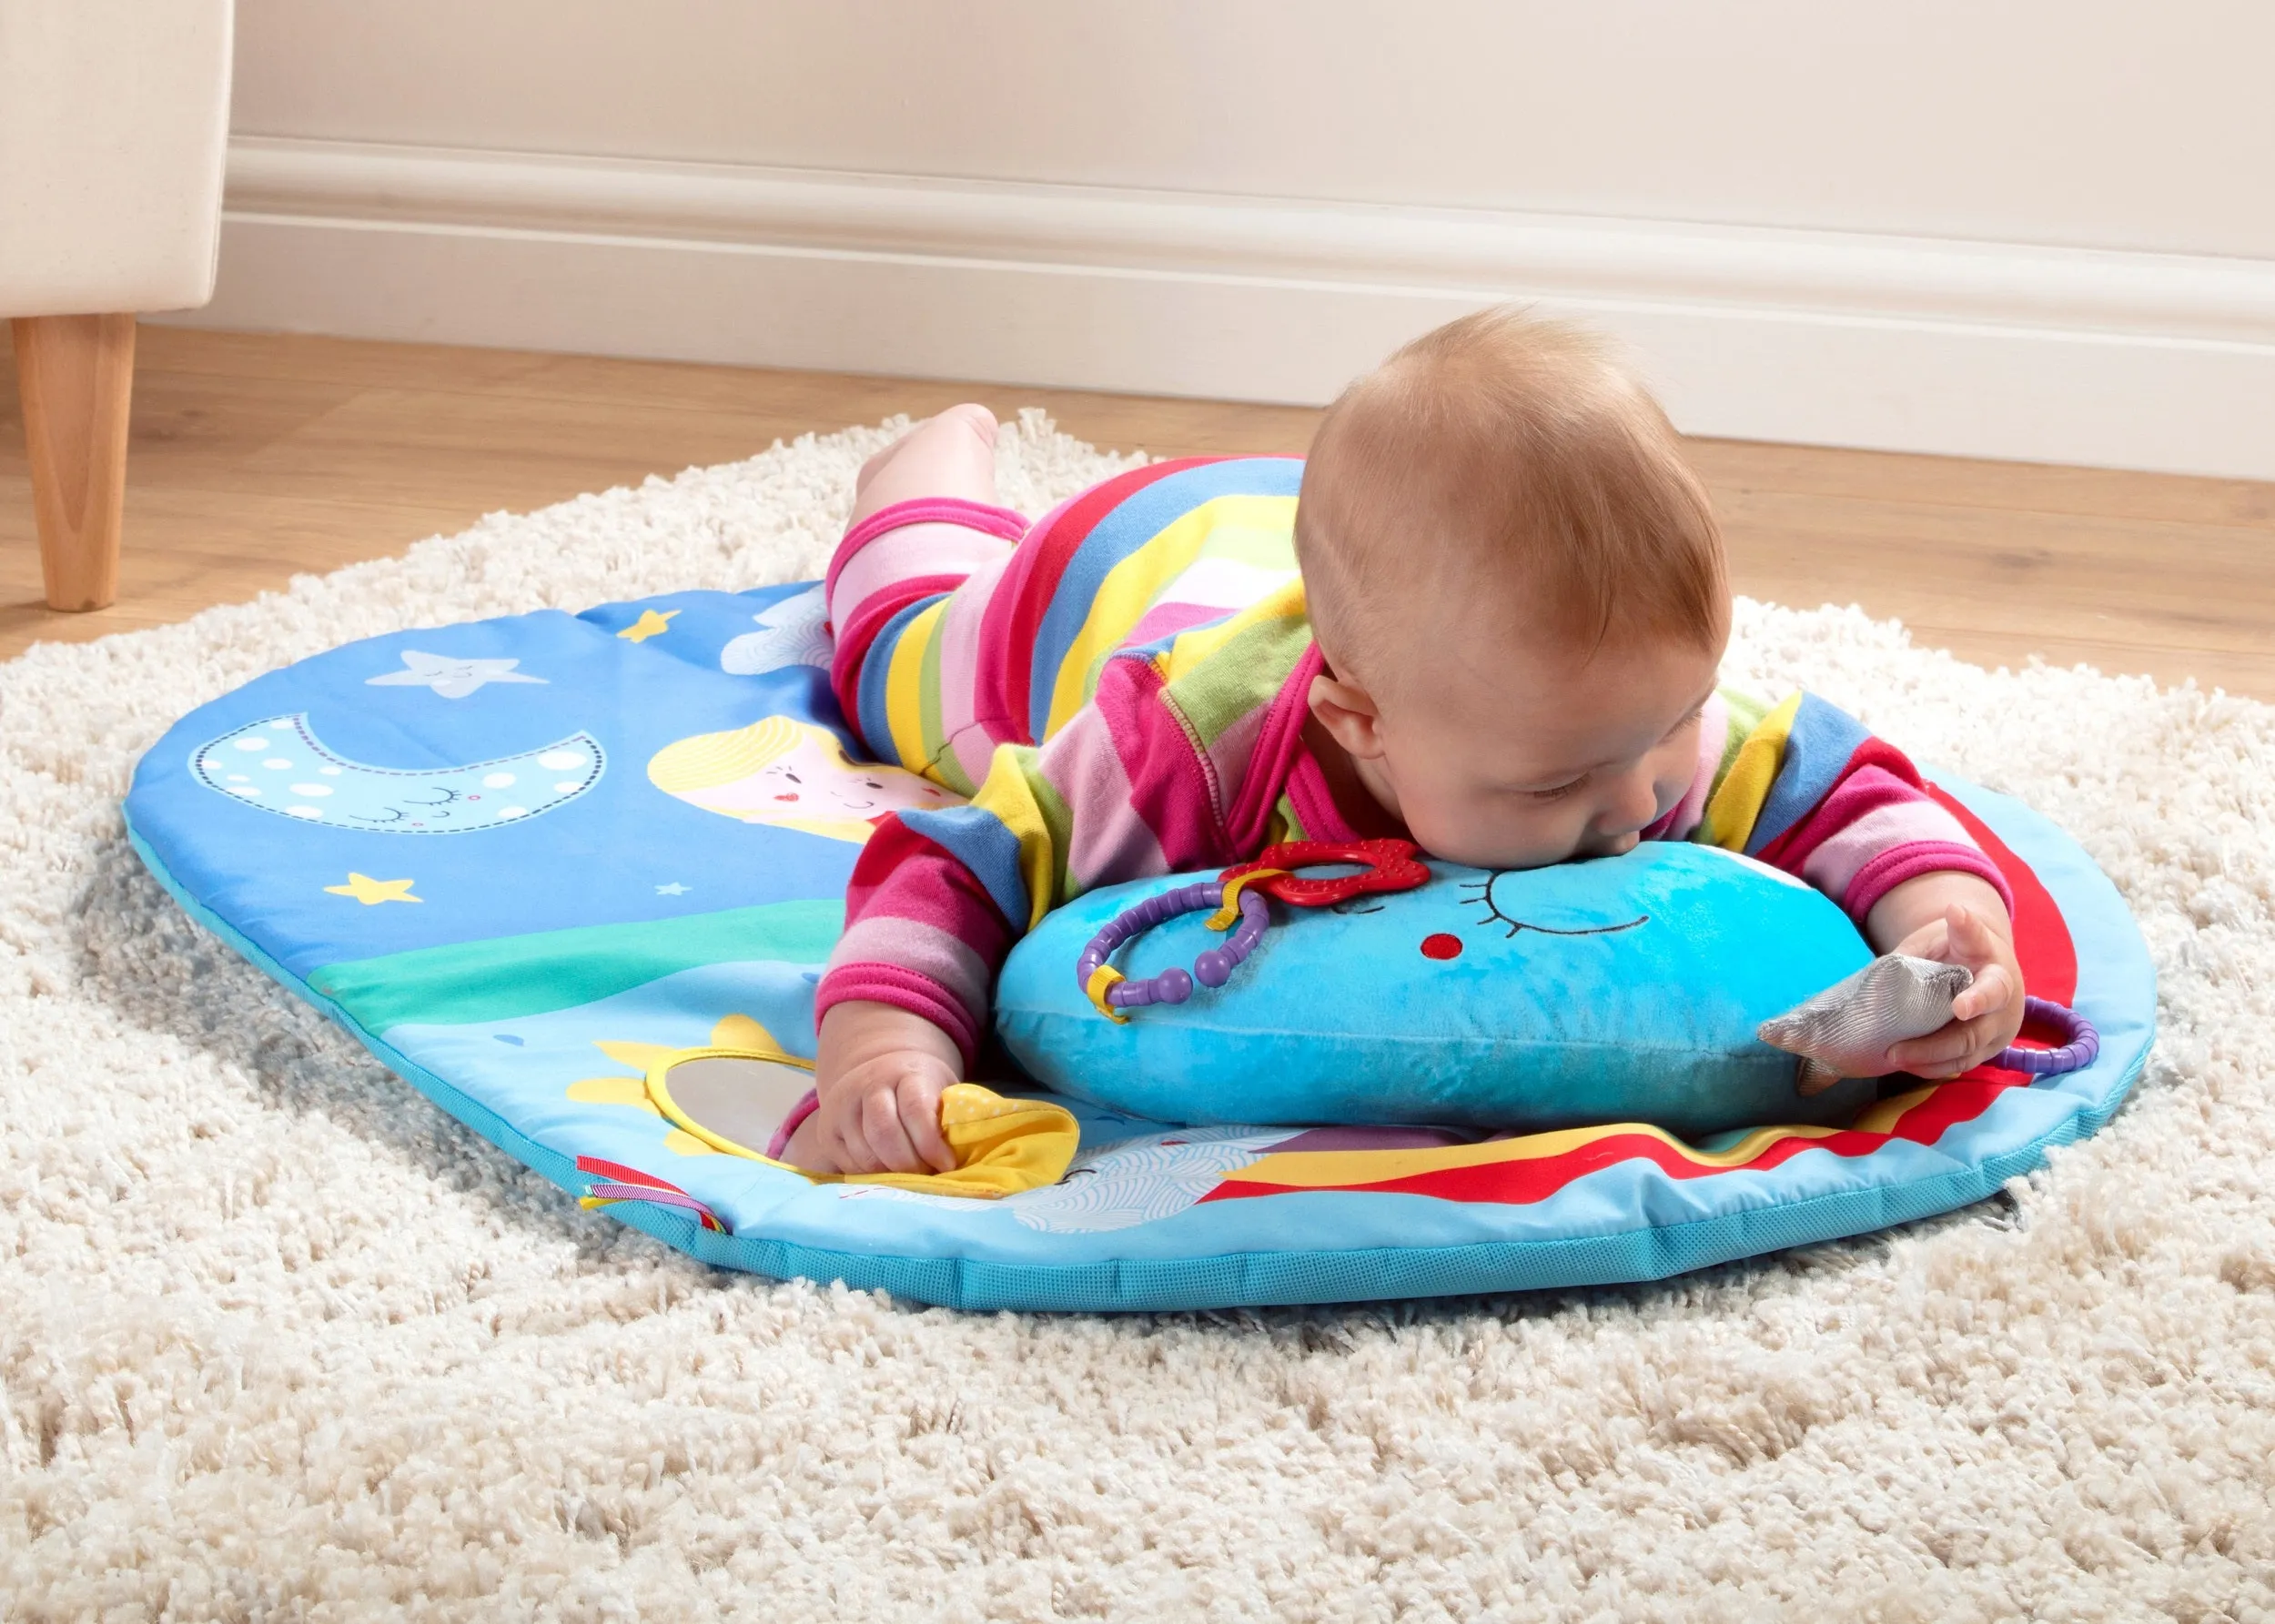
5,324,2273,698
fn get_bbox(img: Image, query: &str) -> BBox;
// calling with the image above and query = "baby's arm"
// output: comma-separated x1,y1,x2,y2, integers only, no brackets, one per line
800,751,1045,1175
1686,690,2023,1075
805,671,1177,1174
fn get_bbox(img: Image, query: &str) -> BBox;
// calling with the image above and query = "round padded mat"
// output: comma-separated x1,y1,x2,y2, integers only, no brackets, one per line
123,584,2156,1310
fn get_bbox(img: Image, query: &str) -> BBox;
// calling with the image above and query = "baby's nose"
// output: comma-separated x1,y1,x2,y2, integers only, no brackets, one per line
1597,773,1663,838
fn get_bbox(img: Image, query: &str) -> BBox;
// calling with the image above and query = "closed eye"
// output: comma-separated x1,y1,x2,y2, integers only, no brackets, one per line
1458,873,1648,938
1514,701,1704,802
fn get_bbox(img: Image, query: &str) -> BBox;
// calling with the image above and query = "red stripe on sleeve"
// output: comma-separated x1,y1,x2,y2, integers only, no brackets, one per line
974,458,1225,744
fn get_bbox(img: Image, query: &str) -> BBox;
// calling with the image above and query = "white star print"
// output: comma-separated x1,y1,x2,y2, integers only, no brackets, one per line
366,650,549,700
720,586,834,675
655,883,691,896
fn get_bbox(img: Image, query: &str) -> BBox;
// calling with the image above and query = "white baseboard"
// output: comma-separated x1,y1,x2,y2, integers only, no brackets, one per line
165,136,2275,480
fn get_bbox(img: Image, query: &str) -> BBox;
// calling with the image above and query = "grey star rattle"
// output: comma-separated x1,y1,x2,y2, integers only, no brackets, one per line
1758,953,1974,1095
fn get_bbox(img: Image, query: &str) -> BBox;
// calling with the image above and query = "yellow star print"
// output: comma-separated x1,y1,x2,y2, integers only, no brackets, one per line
325,873,421,905
617,609,679,643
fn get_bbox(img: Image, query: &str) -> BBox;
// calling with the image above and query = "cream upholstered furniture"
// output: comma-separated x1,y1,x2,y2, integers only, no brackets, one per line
1,0,232,610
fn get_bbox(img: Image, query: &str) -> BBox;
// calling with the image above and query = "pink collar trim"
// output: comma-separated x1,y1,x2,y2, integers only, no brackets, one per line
1239,641,1369,845
1283,750,1360,842
1225,642,1333,846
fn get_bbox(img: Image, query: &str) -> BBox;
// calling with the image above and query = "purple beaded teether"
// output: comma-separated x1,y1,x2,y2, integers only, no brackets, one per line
1077,882,1274,1022
1077,841,1431,1023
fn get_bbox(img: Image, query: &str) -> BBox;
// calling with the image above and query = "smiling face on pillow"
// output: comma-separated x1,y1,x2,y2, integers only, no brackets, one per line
647,714,957,843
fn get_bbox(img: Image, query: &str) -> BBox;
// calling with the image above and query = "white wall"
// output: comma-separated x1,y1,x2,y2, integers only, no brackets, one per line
175,0,2275,477
228,0,2275,258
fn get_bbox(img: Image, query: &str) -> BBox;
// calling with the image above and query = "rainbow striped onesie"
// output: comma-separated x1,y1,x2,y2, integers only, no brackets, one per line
818,456,2009,1067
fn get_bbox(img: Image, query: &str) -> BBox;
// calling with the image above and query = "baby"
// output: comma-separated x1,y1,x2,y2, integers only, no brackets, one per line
784,308,2024,1175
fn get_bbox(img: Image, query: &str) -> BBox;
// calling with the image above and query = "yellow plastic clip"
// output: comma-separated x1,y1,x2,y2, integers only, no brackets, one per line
1206,867,1288,932
1085,963,1131,1024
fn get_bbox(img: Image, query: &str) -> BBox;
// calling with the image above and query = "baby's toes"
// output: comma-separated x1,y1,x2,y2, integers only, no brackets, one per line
935,400,999,447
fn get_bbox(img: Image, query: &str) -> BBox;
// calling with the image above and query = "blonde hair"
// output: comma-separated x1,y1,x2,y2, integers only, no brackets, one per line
647,712,808,795
1295,307,1726,691
648,715,882,844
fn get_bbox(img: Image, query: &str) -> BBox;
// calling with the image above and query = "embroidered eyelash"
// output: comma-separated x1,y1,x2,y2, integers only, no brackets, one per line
1458,875,1649,939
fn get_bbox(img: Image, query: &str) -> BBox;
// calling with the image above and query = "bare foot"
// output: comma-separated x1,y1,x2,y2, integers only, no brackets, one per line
849,403,1001,526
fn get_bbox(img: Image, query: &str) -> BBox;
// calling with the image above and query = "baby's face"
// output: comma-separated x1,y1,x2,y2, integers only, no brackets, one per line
1366,625,1724,873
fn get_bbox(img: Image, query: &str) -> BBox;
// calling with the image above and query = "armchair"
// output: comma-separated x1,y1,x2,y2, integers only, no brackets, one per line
1,0,233,610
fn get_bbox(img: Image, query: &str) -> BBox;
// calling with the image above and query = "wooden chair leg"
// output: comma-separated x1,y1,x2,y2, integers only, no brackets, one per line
13,312,136,611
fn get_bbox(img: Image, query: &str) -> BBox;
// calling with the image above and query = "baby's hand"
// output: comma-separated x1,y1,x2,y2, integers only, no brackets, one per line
800,1001,966,1175
1882,903,2026,1079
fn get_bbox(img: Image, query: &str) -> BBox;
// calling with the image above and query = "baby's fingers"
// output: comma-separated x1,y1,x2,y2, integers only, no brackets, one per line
859,1084,929,1174
1951,962,2014,1024
1887,1011,2005,1079
898,1074,959,1174
1943,903,2013,972
817,1109,884,1175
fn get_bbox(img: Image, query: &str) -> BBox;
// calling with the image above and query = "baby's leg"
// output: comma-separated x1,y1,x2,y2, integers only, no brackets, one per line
847,401,1001,526
826,406,1029,777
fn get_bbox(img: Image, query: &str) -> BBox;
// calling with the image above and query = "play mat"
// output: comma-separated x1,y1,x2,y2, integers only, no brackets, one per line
122,582,2157,1311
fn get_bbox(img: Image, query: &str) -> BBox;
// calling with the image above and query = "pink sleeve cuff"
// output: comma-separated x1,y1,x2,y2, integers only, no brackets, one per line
764,1089,822,1160
814,961,985,1074
1843,842,2015,924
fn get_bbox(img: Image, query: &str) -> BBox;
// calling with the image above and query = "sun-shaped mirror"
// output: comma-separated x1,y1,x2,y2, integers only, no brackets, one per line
646,1049,815,1161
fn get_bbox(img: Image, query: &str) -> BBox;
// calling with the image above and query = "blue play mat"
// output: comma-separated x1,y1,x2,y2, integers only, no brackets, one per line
123,584,2156,1311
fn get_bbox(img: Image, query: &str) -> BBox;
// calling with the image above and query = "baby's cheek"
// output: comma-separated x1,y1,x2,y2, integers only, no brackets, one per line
1651,750,1700,821
1444,804,1579,871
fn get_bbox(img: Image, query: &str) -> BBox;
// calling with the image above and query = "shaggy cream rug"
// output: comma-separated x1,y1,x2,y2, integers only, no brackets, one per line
2,415,2271,1622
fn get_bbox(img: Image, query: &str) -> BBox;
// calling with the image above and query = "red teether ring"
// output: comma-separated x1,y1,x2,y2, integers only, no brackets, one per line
1220,838,1431,907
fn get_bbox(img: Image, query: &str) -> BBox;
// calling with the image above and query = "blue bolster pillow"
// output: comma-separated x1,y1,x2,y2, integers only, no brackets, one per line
993,843,1881,1138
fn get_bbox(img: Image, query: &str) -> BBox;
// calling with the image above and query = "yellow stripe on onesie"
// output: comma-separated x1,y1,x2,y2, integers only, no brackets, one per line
915,603,950,782
1044,493,1300,736
1700,691,1801,850
1158,578,1310,684
962,741,1070,931
883,599,946,784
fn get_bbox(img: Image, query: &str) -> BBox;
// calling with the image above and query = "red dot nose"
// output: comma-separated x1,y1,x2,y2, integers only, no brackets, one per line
1421,933,1463,960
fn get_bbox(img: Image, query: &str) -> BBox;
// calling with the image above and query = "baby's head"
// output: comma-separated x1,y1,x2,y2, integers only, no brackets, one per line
1296,308,1730,871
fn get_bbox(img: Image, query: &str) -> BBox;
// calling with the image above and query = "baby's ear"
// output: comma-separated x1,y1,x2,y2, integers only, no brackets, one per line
1309,671,1386,760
